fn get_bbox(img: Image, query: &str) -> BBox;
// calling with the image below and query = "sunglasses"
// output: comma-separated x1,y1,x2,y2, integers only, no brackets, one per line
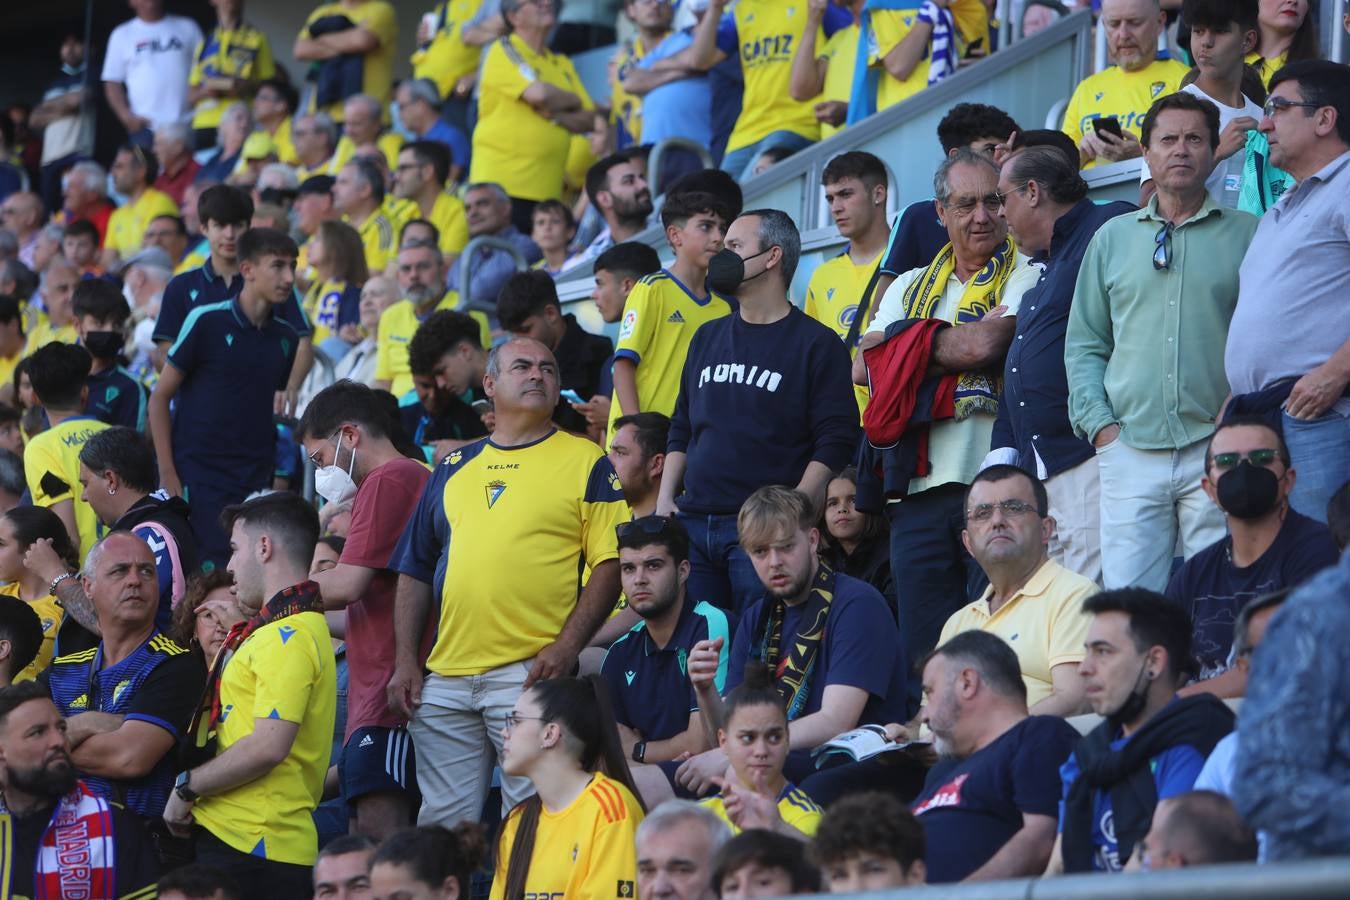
1211,449,1282,471
616,515,674,541
1153,222,1173,270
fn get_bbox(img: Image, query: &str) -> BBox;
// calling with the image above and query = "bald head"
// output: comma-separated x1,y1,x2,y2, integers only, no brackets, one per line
483,337,560,418
2,193,43,237
1142,791,1257,869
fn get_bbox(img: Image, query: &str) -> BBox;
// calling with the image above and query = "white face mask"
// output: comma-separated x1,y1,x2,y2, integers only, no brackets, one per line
314,431,358,505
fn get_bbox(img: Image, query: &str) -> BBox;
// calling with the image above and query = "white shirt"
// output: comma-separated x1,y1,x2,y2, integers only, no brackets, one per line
1140,82,1263,209
101,14,203,127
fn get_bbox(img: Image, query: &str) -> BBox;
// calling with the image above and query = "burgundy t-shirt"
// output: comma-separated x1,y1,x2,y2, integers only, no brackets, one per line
341,456,433,738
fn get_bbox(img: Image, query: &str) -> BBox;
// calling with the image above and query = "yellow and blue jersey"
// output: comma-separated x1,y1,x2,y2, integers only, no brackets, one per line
715,0,825,152
304,278,362,345
703,782,824,836
24,415,110,559
1062,59,1189,168
106,189,179,262
804,247,883,417
189,21,276,130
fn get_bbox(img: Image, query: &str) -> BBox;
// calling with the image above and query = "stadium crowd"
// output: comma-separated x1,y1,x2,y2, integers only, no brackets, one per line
0,0,1347,898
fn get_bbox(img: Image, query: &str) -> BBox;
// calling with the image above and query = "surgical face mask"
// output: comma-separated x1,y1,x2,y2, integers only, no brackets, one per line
707,247,771,296
83,331,125,359
314,432,358,505
1216,460,1281,520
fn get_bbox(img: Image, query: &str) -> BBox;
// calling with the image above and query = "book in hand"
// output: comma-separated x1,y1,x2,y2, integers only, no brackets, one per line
810,724,928,769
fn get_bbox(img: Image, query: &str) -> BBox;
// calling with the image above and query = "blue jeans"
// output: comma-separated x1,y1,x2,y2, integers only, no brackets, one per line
1283,410,1350,523
719,131,815,181
679,511,764,618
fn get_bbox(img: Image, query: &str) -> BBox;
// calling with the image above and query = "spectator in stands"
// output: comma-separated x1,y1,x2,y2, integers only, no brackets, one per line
142,214,190,270
1133,790,1258,869
0,681,160,897
24,343,107,559
687,0,852,179
1062,0,1188,168
331,275,386,387
294,113,342,180
402,310,492,461
62,219,105,278
1141,0,1263,208
0,448,26,514
295,174,338,285
335,94,402,173
169,570,243,670
32,35,95,214
196,103,251,185
70,280,143,430
683,487,906,794
603,515,730,804
370,824,488,898
158,864,242,900
397,79,470,184
0,507,76,681
1166,417,1338,694
937,465,1094,715
491,676,644,898
154,122,202,206
609,412,669,519
637,799,733,900
1047,589,1235,874
610,0,676,149
387,337,627,826
1022,0,1068,37
609,190,731,444
187,0,275,149
472,0,601,231
713,830,822,898
990,146,1135,584
374,241,460,397
335,159,397,276
164,492,334,897
1249,0,1320,87
59,162,113,249
26,259,79,354
1068,92,1258,591
304,219,368,356
866,0,984,118
855,150,1036,694
789,0,863,141
661,212,855,613
498,270,612,434
394,140,469,263
576,151,655,266
46,531,205,834
812,792,928,891
149,228,304,565
294,0,398,123
252,78,300,165
911,631,1077,881
298,382,433,841
805,151,892,418
446,182,542,315
531,199,577,276
312,834,375,898
411,1,506,126
103,144,180,269
1226,60,1350,525
102,0,203,144
1,192,43,270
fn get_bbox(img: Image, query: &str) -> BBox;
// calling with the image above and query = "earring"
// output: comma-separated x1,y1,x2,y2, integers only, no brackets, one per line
108,488,116,495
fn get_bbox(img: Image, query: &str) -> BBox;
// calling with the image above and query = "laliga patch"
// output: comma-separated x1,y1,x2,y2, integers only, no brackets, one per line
619,309,638,339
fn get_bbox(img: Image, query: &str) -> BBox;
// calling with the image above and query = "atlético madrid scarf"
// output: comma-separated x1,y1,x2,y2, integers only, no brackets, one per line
0,780,117,899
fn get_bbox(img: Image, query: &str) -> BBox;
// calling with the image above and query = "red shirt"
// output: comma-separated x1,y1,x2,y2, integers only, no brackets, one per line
155,159,201,207
340,456,433,738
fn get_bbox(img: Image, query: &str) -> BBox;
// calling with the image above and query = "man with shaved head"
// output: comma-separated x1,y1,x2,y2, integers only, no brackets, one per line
387,335,629,828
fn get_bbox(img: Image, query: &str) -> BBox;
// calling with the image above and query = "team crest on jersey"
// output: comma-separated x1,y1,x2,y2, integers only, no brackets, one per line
838,304,858,328
1151,81,1166,98
448,450,463,466
609,472,622,493
620,309,638,339
113,679,133,706
486,480,507,508
617,881,635,898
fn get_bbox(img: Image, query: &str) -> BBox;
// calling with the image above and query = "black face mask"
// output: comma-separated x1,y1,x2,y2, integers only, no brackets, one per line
1106,661,1152,730
83,331,125,359
1216,460,1281,520
707,247,771,296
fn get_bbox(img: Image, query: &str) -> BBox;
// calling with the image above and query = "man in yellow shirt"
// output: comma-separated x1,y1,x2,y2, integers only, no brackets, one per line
804,151,891,418
373,241,459,397
940,465,1095,716
187,0,276,147
333,94,404,171
1060,0,1188,168
25,259,79,356
334,159,396,274
388,337,627,827
393,140,469,264
412,0,503,105
789,0,865,140
612,0,675,148
253,77,300,165
102,144,180,269
293,113,342,182
294,0,398,122
163,492,335,897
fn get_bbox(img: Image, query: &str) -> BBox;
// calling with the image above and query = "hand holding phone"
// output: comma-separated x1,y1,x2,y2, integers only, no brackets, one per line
1092,116,1124,140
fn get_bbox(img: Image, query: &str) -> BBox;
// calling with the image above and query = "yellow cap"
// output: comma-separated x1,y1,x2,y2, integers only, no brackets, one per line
242,131,276,160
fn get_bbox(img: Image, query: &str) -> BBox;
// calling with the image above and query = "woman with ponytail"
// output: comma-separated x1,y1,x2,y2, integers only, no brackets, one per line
489,674,646,900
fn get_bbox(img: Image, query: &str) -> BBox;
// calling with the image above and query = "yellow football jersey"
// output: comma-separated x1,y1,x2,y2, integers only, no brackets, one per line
723,0,821,153
427,191,469,258
23,416,110,560
23,315,78,358
1245,49,1287,89
412,0,487,97
804,248,882,417
106,189,180,262
299,2,397,121
374,295,487,398
703,783,824,836
189,22,276,129
1061,59,1189,168
1,583,64,683
348,209,396,274
611,33,666,146
819,23,859,140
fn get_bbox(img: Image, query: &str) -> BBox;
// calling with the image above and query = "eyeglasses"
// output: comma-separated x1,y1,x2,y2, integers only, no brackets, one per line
1211,448,1282,471
1262,96,1320,119
1153,222,1173,270
307,428,343,466
947,194,1004,217
504,712,547,729
616,515,675,542
966,499,1038,523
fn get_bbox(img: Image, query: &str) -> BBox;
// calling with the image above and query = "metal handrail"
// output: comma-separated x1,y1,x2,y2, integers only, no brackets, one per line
454,235,530,316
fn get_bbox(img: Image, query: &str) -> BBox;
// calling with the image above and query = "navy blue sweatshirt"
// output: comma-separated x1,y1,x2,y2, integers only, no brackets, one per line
668,304,859,514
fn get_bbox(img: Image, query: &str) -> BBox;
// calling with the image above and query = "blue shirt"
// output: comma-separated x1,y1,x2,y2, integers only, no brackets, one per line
446,225,542,314
992,199,1135,477
637,30,712,147
422,118,471,172
167,297,300,489
45,632,205,818
85,364,147,431
601,597,732,742
154,256,311,344
879,199,949,278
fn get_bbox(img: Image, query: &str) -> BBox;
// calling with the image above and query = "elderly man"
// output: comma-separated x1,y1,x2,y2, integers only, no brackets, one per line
396,78,470,184
637,800,733,900
335,93,403,172
940,465,1096,717
335,158,396,274
294,112,341,181
855,150,1038,693
1061,0,1188,168
45,532,206,824
1226,60,1350,525
989,146,1135,582
60,160,114,244
373,241,464,397
445,182,541,315
1067,92,1259,592
153,122,201,205
387,337,627,827
1,191,45,268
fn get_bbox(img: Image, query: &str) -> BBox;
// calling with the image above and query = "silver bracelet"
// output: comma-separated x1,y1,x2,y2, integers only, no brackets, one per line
49,572,74,597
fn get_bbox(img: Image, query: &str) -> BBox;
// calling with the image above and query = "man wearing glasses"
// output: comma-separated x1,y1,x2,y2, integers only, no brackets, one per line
1164,416,1338,698
1226,60,1350,526
1066,91,1258,593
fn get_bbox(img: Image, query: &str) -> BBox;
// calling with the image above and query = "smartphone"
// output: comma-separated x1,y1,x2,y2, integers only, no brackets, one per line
471,399,492,414
1092,116,1124,140
560,389,586,405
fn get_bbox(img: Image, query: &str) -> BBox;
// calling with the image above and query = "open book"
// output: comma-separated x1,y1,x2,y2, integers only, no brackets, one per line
810,725,930,769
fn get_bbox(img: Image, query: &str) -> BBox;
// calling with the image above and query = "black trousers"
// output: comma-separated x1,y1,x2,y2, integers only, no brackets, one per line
195,829,313,900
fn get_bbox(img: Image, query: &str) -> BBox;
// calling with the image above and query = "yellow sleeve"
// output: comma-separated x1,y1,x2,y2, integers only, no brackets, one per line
1061,79,1088,146
374,308,398,381
576,793,643,900
804,269,825,322
580,455,627,570
299,6,325,41
937,607,963,647
613,281,658,363
247,624,322,723
23,438,70,506
360,1,398,52
379,132,404,170
254,32,277,80
439,197,469,256
869,11,912,64
1046,580,1096,669
487,809,520,900
780,789,823,836
483,40,533,102
950,0,990,48
188,39,206,87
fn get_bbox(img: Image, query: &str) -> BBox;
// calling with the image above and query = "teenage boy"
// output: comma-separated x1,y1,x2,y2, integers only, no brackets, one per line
1141,0,1263,206
23,342,109,559
530,199,578,276
148,228,303,566
62,219,106,279
608,190,733,441
72,280,145,430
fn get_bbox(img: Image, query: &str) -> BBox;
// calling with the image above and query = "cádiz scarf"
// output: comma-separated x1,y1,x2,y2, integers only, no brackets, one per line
752,564,837,720
0,781,117,899
899,234,1018,418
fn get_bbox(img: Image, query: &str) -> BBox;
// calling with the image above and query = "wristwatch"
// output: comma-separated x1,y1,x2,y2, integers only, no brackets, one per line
174,770,198,802
632,741,648,764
